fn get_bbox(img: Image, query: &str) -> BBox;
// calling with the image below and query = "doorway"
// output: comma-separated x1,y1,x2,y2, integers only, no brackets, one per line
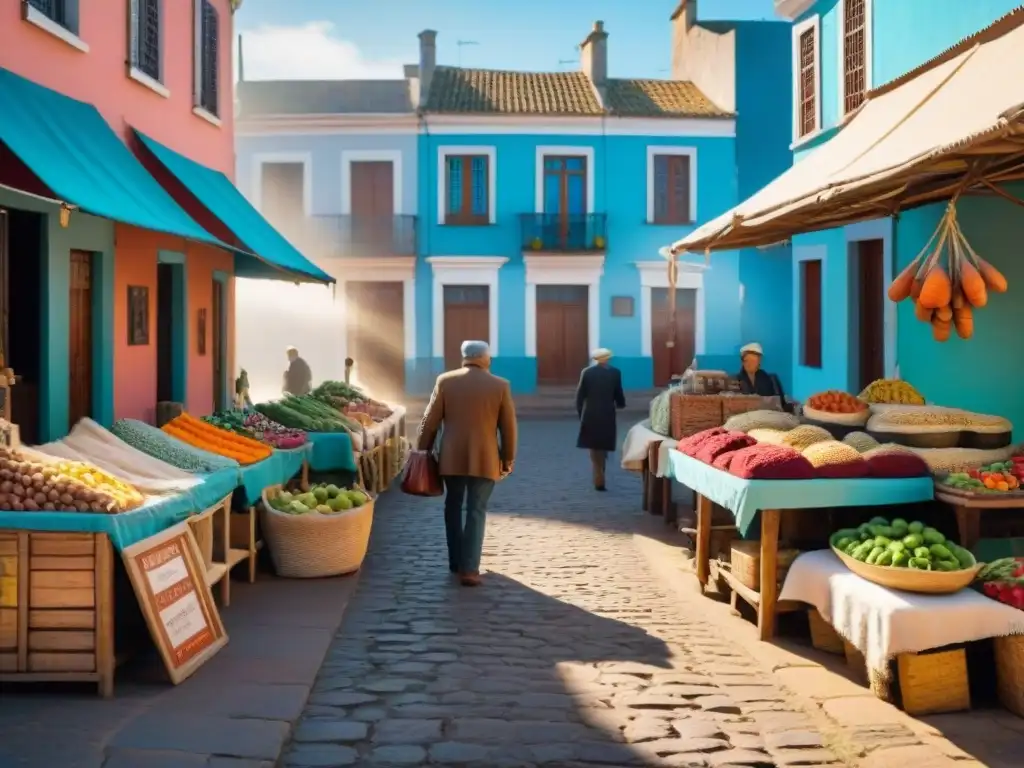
349,161,394,253
443,285,489,372
68,251,94,427
542,156,587,250
156,260,186,405
212,277,226,412
853,239,885,391
536,285,589,385
4,208,43,443
346,281,405,398
651,287,697,386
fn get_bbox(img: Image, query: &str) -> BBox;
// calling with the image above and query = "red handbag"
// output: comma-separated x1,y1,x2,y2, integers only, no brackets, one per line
401,451,444,497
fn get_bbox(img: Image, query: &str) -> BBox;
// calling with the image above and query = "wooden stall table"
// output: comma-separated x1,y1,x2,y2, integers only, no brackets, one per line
935,484,1024,551
665,449,935,640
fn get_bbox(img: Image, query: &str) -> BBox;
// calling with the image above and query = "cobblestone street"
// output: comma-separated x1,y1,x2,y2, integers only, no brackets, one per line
283,419,846,768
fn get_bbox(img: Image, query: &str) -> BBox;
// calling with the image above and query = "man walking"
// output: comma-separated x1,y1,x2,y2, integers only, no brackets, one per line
576,348,625,491
417,340,517,586
283,346,312,396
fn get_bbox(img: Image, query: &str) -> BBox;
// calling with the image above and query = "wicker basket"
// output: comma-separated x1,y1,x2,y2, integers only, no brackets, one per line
807,610,845,655
260,484,374,578
897,648,971,715
843,641,895,703
670,394,724,440
995,634,1024,718
729,541,799,592
721,395,772,420
832,544,981,594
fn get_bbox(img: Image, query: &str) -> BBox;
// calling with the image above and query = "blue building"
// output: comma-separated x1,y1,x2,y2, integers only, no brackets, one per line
234,4,795,398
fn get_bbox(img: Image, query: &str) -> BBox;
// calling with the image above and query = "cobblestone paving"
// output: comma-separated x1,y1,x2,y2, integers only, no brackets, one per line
283,420,846,768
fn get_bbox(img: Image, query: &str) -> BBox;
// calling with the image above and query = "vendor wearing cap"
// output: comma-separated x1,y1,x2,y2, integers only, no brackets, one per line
576,348,626,491
736,342,791,411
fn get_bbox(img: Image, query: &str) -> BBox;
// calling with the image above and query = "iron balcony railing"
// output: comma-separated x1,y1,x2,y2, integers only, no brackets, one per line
309,215,418,258
519,213,607,253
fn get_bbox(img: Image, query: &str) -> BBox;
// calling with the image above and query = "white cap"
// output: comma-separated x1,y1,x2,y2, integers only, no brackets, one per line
591,348,613,361
740,342,763,357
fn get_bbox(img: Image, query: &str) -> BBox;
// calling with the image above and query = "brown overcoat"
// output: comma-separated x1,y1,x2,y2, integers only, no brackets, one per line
416,363,517,481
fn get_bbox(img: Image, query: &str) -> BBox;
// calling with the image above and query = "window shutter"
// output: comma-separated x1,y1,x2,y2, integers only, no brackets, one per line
470,157,487,217
201,0,219,114
672,155,690,222
446,157,463,215
129,0,140,68
653,155,669,222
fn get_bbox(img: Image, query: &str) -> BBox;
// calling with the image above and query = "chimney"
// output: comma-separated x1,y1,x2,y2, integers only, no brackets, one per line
580,20,608,87
418,30,437,108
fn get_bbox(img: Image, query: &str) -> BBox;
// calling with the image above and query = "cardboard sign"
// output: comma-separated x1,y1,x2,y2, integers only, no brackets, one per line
122,522,227,684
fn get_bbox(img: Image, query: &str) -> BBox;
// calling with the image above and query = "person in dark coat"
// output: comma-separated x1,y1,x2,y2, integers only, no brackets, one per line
576,348,626,491
735,342,792,412
283,346,312,396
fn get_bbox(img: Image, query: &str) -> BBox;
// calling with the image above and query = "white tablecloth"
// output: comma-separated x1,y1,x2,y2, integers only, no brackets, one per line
780,550,1024,672
621,420,673,471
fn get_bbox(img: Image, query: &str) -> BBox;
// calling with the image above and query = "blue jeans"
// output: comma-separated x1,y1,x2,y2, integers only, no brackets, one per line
442,476,495,573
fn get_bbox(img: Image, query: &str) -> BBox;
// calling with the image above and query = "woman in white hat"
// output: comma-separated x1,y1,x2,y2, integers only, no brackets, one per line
736,342,791,412
576,348,625,491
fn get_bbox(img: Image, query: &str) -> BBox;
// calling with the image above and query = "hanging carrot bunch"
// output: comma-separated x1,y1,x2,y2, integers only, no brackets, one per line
887,203,1007,342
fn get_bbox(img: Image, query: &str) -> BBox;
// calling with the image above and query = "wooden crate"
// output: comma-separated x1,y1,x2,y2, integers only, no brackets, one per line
0,531,114,696
807,610,845,655
897,648,971,716
729,541,799,592
995,634,1024,718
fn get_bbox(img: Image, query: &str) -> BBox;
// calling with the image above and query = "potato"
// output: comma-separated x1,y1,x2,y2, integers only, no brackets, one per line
59,493,74,506
33,492,46,506
42,502,55,511
74,501,89,513
22,499,38,511
19,474,32,488
11,484,24,498
46,489,59,502
10,501,23,511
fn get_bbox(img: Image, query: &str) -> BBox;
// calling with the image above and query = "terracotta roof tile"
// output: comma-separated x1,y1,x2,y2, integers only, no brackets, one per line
425,66,603,115
604,78,731,118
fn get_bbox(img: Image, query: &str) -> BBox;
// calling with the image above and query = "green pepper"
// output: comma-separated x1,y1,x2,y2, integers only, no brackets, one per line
934,559,959,572
922,527,946,546
908,557,931,569
845,541,860,555
851,543,873,561
891,517,909,534
951,545,974,568
869,516,889,526
892,551,910,567
873,536,892,547
875,550,894,567
835,537,854,552
833,528,860,542
866,546,885,565
887,540,906,553
908,521,925,534
929,543,954,561
902,533,924,550
913,546,932,559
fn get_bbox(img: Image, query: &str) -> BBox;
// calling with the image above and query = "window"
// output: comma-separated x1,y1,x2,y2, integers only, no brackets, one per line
793,16,820,140
129,0,162,83
27,0,67,27
841,0,868,115
194,0,220,117
652,154,692,224
445,155,489,225
801,259,822,368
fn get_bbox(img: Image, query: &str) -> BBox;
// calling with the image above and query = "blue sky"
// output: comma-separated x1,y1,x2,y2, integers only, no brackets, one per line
235,0,683,81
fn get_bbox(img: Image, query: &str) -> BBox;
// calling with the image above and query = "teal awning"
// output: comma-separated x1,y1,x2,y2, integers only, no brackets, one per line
0,66,228,249
135,131,333,284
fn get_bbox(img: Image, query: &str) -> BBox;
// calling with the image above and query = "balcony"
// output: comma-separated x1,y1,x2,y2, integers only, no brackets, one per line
519,213,607,254
310,215,418,258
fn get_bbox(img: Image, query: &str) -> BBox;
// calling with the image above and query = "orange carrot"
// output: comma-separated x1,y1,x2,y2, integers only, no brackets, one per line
978,259,1008,293
913,301,933,323
959,260,988,307
953,305,974,340
910,278,923,300
931,316,951,342
935,305,953,322
919,265,952,309
887,261,918,302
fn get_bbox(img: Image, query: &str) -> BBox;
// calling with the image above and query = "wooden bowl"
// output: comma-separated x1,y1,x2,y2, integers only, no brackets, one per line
960,431,1013,450
867,430,962,449
831,544,981,595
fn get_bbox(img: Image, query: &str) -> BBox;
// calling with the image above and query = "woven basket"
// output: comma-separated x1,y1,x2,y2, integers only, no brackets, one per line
729,541,799,591
995,634,1024,718
897,648,971,715
260,484,374,578
721,395,773,419
807,610,845,655
670,394,723,440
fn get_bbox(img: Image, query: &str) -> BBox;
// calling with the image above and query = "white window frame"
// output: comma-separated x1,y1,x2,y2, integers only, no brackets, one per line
636,261,706,358
837,0,873,118
436,146,497,225
341,150,403,216
646,146,698,225
128,0,168,98
791,14,821,143
249,152,313,217
534,146,595,214
191,0,221,125
427,256,507,358
22,0,88,52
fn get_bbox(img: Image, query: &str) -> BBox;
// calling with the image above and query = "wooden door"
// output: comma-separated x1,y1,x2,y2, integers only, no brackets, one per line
443,285,489,371
542,156,587,249
68,250,93,426
651,287,696,386
857,239,885,391
346,281,404,394
212,279,225,411
350,161,394,251
536,285,589,385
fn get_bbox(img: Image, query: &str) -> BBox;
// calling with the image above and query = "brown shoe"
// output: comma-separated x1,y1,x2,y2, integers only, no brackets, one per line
459,572,482,587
